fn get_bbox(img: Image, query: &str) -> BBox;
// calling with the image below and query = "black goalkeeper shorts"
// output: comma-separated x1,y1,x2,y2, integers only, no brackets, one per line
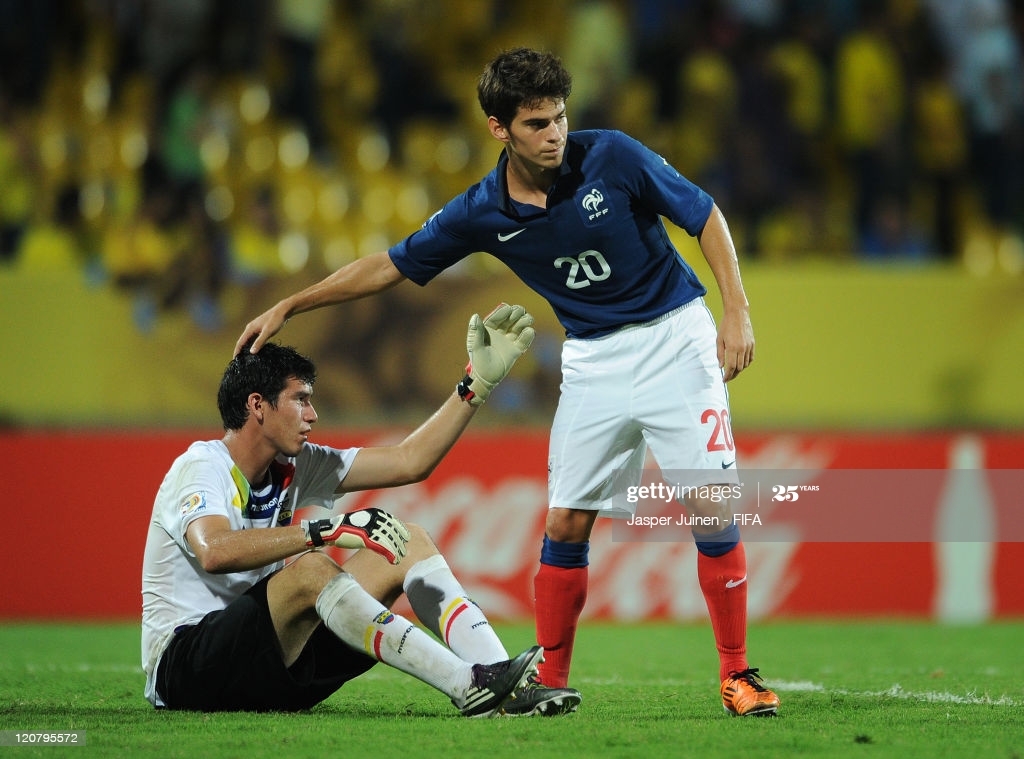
155,573,376,711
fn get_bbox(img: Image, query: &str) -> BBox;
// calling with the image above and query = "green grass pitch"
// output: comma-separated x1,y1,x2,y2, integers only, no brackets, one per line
1,620,1020,758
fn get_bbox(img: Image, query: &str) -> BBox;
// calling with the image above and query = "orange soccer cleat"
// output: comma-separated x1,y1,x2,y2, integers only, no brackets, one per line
721,668,780,716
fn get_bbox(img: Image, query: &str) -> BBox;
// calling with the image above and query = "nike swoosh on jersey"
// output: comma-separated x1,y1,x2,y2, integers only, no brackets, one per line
722,460,736,469
497,229,526,242
725,576,747,589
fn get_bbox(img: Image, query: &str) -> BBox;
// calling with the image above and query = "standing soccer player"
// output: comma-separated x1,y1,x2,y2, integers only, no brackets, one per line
235,47,779,716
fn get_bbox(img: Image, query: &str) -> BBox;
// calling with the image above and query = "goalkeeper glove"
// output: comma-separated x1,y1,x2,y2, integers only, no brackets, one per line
457,303,535,406
302,508,411,564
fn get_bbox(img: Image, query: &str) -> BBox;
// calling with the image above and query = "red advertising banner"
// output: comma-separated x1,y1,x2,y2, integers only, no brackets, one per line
0,430,1021,620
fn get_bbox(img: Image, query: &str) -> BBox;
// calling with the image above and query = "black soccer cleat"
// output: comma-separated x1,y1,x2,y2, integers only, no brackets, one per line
498,674,582,716
458,645,545,718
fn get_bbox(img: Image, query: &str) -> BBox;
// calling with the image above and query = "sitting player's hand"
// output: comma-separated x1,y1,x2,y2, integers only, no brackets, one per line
303,509,411,564
460,303,536,406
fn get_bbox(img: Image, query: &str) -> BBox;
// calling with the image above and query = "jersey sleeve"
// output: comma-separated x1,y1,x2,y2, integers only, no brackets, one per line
616,131,715,236
388,196,477,285
292,443,360,509
162,456,236,557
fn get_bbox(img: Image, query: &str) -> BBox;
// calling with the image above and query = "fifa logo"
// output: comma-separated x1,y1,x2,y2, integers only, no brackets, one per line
581,188,608,221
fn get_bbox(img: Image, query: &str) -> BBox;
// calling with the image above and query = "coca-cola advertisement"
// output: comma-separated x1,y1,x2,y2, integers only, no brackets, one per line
1,430,1021,620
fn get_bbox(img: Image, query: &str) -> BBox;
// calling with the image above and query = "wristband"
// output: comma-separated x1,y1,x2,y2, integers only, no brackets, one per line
304,518,330,547
456,374,476,403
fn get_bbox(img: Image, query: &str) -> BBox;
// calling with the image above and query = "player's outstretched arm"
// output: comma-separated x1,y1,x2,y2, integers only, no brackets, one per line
234,251,407,356
698,204,755,382
340,304,535,492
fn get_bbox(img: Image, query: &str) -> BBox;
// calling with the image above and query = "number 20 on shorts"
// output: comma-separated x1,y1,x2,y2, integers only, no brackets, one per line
701,408,734,452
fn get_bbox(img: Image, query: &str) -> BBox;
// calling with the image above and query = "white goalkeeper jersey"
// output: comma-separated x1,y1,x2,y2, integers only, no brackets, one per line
141,439,359,706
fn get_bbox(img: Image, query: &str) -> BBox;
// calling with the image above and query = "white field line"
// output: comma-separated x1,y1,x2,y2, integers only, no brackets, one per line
772,680,1019,707
10,663,143,674
573,677,1020,707
6,666,1017,707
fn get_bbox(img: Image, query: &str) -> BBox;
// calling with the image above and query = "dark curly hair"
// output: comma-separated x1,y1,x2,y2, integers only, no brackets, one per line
477,47,573,126
217,340,317,430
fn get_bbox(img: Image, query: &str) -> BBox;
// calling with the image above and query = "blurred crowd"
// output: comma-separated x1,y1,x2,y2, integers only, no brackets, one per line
1,0,1022,333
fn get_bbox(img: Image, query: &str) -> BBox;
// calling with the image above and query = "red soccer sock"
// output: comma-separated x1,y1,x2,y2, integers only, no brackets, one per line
697,541,749,681
533,563,588,687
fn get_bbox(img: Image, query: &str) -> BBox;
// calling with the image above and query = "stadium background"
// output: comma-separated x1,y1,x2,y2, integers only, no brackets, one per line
1,0,1022,623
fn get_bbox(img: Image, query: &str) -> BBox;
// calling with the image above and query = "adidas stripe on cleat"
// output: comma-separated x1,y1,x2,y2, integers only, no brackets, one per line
721,668,780,717
458,645,544,718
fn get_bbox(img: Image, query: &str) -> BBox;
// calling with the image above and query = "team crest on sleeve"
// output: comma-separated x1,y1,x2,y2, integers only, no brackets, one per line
180,492,207,516
577,181,613,226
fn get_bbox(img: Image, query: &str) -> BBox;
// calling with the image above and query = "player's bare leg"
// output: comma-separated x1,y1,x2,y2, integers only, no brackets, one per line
262,523,441,667
265,525,541,717
266,551,352,667
340,522,440,608
687,492,779,716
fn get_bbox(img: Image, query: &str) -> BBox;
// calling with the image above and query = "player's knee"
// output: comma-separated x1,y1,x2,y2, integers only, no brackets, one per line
292,550,343,596
544,507,594,543
404,521,430,543
685,491,735,523
403,522,441,562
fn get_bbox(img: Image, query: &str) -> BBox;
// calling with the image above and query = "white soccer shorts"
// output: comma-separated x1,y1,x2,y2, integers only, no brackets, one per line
547,298,740,518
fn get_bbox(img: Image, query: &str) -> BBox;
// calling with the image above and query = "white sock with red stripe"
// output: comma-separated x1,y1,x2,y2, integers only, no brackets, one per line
403,554,508,664
316,572,472,703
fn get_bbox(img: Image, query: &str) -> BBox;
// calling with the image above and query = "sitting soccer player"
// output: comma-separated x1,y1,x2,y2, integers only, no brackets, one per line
141,304,581,717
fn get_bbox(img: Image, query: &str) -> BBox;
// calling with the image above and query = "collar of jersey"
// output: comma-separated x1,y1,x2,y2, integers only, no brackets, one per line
495,140,576,220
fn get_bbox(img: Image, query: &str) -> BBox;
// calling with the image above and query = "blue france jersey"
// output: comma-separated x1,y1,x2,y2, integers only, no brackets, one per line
389,130,714,338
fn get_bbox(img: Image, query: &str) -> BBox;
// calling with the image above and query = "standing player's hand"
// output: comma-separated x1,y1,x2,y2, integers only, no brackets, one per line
460,303,536,405
303,509,412,564
234,301,292,356
717,308,755,382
